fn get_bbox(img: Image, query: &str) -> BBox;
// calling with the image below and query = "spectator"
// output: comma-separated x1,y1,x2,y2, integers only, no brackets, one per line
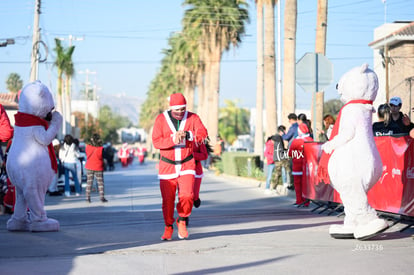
85,133,108,203
281,113,299,145
298,113,313,138
388,96,414,134
318,114,336,141
47,139,62,196
103,142,115,171
263,131,291,194
59,134,81,197
372,103,401,136
289,123,313,207
0,104,14,142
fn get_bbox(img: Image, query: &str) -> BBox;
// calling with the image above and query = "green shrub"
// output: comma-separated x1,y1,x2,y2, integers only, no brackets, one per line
221,152,261,178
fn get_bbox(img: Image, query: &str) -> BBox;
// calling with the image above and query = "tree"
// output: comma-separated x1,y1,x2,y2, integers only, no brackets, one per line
63,45,75,135
99,105,131,144
263,0,277,137
323,99,343,118
53,39,65,116
281,0,297,126
182,0,249,145
53,38,76,135
218,99,250,145
254,0,264,157
6,73,23,93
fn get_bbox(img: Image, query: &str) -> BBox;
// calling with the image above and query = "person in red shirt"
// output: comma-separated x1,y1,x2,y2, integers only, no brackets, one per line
193,140,211,208
85,133,108,203
289,123,313,206
0,104,14,142
152,93,208,240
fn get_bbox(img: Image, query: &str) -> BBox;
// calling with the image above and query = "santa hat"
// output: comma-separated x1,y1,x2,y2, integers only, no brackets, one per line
52,139,60,146
298,123,309,134
169,93,186,110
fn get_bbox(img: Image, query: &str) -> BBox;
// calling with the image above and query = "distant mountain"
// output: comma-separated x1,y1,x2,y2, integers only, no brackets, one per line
98,93,143,125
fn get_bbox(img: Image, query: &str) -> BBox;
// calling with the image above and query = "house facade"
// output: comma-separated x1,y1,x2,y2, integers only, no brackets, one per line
369,21,414,117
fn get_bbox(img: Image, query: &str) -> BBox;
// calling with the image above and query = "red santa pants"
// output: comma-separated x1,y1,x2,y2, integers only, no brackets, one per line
293,175,306,205
160,174,194,226
120,157,128,167
193,177,202,201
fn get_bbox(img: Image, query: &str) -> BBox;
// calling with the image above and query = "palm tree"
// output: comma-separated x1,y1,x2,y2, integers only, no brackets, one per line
263,0,277,138
54,38,75,135
63,46,75,135
168,32,200,112
53,39,65,117
182,0,249,144
218,99,250,145
254,0,264,157
6,73,23,93
281,0,297,126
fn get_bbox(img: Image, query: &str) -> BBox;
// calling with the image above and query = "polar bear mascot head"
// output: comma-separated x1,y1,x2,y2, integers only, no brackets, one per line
337,63,378,104
320,64,388,240
6,80,62,232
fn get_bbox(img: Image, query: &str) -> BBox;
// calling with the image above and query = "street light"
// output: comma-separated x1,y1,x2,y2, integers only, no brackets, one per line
0,38,15,47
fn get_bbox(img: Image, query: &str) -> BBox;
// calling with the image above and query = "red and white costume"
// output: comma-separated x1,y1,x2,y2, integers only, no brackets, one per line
135,145,147,164
118,143,129,167
289,123,313,205
193,142,208,202
152,94,207,227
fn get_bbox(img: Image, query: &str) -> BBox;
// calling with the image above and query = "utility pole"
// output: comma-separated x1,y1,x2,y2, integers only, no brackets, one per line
314,0,328,141
30,0,41,82
406,76,414,120
79,69,96,126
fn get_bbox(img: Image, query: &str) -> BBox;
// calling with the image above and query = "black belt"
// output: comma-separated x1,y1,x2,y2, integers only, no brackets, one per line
161,154,193,165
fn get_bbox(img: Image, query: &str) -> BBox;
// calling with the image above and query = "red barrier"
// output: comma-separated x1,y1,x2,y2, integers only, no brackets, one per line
303,136,414,217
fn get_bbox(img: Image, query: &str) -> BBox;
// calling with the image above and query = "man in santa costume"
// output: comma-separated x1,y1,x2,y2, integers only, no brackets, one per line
152,93,208,240
118,143,129,167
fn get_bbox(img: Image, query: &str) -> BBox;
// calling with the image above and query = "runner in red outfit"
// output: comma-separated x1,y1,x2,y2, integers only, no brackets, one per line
152,93,208,240
193,141,209,208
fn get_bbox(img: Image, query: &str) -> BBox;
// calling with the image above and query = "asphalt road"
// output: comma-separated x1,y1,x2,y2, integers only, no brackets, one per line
0,159,413,275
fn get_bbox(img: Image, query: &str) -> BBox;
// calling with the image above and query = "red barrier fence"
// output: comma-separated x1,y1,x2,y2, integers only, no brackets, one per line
303,136,414,217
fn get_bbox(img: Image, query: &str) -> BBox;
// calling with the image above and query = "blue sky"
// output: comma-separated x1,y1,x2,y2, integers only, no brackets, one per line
1,0,413,112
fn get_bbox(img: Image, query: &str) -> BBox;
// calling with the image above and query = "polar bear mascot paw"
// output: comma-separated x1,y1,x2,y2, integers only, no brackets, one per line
321,64,388,240
6,81,62,232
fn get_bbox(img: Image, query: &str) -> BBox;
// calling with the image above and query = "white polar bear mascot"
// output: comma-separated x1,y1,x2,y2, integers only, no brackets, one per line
318,64,388,240
6,81,62,232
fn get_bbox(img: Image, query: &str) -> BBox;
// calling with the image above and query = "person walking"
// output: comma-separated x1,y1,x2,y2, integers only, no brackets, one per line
59,134,82,197
152,93,208,241
193,140,211,208
85,133,108,203
118,143,129,167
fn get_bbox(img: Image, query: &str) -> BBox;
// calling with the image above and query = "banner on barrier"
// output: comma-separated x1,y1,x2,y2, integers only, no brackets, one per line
303,136,414,217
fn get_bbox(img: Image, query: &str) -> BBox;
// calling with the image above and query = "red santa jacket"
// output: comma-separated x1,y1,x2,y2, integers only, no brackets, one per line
152,110,208,179
193,142,208,178
289,134,313,175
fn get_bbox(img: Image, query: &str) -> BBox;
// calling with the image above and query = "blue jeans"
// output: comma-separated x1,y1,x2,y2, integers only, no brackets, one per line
64,162,81,193
265,163,275,189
